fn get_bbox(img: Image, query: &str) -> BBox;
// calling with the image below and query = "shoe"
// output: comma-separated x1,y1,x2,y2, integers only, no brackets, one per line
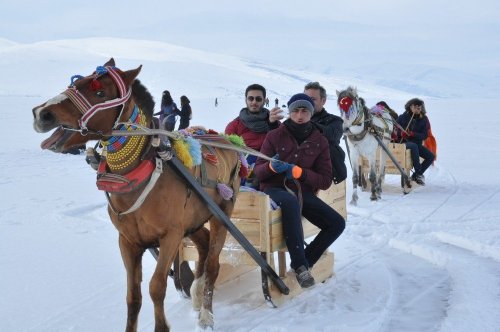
412,173,425,185
294,265,315,288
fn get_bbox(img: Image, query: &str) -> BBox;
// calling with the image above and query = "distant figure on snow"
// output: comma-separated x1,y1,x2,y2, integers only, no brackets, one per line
154,90,180,131
178,95,192,130
215,98,218,107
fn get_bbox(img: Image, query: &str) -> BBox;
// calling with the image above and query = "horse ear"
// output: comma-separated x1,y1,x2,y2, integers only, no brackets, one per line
123,65,142,85
336,90,340,97
104,58,115,67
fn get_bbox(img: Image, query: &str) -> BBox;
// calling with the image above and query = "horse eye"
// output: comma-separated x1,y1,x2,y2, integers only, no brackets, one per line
96,91,105,98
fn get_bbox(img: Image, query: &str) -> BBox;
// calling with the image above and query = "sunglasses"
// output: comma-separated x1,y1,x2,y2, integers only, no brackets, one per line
247,96,263,102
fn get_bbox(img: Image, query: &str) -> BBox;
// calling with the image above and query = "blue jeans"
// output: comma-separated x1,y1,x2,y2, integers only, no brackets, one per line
264,188,345,270
405,142,434,175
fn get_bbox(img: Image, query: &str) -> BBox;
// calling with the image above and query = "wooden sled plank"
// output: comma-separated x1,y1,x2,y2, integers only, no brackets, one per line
267,251,334,307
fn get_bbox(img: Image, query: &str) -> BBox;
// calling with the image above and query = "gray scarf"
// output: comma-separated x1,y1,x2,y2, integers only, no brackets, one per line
239,108,270,133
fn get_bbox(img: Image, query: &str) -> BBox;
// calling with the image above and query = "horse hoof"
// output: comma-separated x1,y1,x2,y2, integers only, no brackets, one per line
197,308,214,331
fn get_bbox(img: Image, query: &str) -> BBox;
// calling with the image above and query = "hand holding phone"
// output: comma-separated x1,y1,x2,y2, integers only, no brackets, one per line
270,106,284,122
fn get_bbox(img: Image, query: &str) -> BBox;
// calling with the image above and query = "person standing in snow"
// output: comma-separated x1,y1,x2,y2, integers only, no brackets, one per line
254,93,345,288
393,98,434,185
177,95,192,130
154,90,180,131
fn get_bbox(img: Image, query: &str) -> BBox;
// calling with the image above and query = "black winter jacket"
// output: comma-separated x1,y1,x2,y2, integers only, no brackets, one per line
311,109,347,183
396,111,430,146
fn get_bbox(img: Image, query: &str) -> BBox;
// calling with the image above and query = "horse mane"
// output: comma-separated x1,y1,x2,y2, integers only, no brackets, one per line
337,86,358,102
358,97,367,109
132,79,155,116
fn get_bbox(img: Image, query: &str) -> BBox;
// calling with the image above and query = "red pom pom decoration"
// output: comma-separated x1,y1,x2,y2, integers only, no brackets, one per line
90,79,102,91
339,96,353,112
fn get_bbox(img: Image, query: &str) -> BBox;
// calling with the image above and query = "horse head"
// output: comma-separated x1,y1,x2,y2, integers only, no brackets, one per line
337,86,369,132
32,58,146,153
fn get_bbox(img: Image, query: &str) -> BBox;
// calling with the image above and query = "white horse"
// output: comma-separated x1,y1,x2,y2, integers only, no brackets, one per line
337,87,393,204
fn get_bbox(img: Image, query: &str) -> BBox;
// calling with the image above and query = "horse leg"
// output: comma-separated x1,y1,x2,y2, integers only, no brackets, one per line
369,164,378,201
350,150,359,206
198,217,228,330
188,227,210,311
377,155,387,199
119,235,144,332
150,233,182,332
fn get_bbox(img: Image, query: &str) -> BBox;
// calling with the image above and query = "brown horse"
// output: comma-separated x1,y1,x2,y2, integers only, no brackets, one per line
32,58,241,331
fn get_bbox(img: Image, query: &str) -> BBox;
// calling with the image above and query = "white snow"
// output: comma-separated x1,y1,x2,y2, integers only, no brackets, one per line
1,3,500,331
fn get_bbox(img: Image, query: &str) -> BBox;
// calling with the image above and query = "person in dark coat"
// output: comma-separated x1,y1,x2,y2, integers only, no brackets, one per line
304,81,347,184
177,95,192,130
254,93,345,289
394,98,435,185
153,90,179,131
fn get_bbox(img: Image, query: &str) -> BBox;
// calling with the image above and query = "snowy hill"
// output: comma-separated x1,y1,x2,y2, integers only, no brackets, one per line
1,37,499,332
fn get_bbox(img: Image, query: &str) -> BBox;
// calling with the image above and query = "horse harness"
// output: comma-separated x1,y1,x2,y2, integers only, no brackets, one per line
345,106,392,141
92,134,239,217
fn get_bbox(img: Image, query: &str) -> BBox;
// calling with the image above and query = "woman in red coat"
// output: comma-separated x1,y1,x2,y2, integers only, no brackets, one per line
254,93,345,288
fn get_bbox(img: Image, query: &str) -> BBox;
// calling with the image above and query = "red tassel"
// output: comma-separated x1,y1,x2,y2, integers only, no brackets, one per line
239,165,248,178
202,152,218,165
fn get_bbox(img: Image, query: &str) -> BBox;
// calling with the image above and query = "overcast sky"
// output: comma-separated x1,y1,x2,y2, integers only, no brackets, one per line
1,0,499,90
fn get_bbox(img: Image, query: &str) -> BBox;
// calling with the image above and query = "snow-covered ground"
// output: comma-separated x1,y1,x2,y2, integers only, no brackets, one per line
1,35,500,331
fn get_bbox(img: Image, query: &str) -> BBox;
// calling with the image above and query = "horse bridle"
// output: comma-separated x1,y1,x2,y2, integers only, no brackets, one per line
340,94,370,141
62,66,131,134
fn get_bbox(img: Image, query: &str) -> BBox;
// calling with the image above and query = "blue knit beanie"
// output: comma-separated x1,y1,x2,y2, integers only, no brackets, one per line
287,93,315,114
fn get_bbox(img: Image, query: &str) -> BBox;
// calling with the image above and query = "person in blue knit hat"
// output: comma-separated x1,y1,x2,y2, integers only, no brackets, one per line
254,93,345,288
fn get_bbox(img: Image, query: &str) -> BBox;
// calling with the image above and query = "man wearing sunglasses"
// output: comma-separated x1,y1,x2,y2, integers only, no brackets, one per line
225,83,284,156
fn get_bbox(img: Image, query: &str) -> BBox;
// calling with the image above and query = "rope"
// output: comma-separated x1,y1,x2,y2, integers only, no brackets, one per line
104,124,277,162
399,112,415,144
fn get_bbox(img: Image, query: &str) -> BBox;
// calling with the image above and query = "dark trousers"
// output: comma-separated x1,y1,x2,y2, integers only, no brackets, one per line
264,188,345,270
405,142,435,175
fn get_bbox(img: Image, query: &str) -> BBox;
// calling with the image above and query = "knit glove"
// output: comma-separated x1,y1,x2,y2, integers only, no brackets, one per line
285,165,303,180
270,155,290,173
391,131,398,141
269,155,303,179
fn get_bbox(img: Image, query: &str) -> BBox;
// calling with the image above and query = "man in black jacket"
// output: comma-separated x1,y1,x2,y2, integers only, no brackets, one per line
394,98,434,185
304,82,347,184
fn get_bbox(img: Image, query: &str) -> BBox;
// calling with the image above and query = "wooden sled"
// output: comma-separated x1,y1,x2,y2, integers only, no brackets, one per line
178,181,347,306
359,142,413,194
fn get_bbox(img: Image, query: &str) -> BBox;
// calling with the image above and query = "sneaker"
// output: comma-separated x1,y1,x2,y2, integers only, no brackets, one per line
294,265,315,288
412,173,425,185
